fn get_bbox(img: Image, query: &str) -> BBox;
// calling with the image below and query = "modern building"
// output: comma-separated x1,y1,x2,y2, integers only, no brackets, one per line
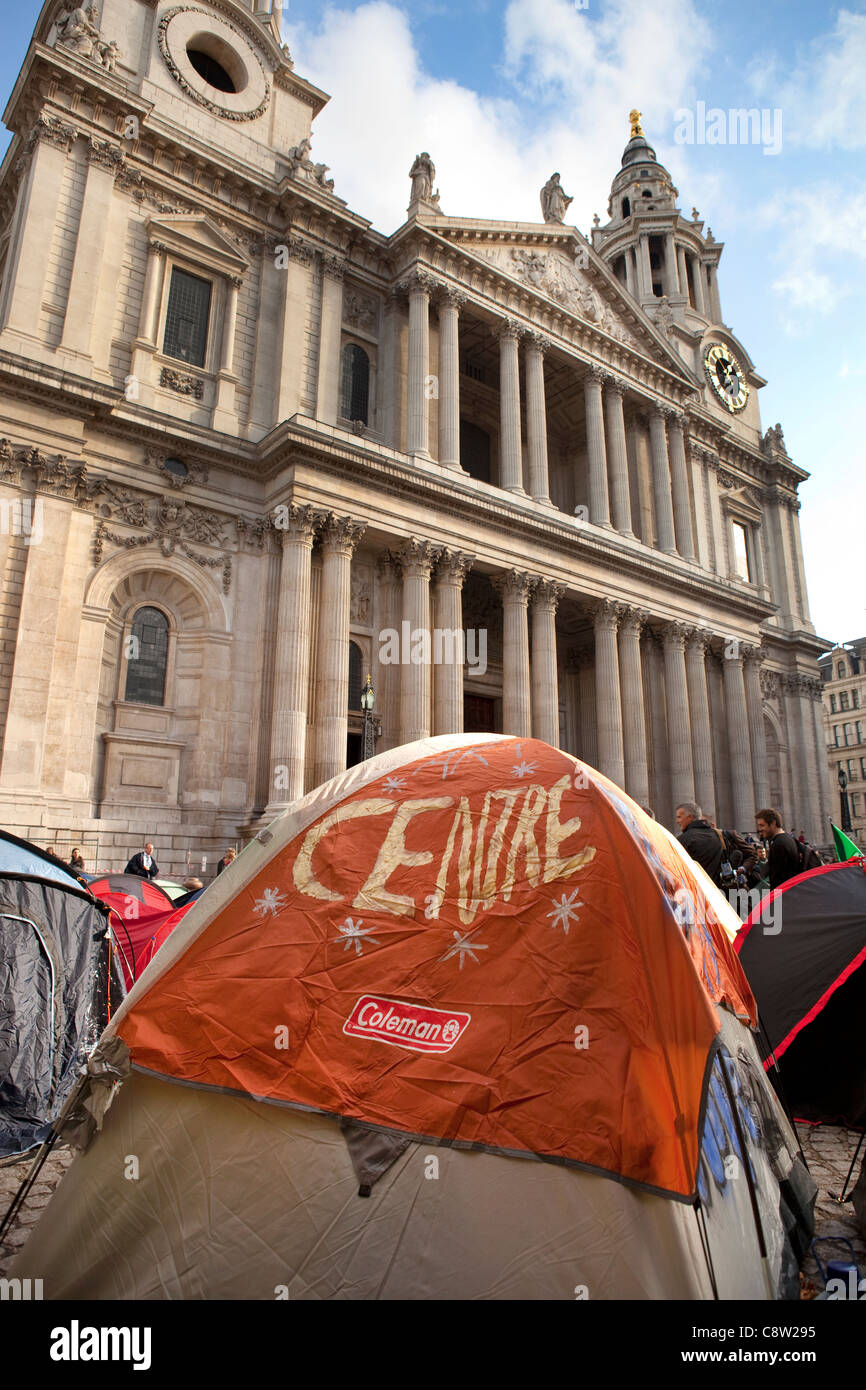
0,0,832,872
820,640,866,844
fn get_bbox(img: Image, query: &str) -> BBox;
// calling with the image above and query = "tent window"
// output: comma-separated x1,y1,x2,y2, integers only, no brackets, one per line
348,641,363,711
341,344,370,425
124,607,169,706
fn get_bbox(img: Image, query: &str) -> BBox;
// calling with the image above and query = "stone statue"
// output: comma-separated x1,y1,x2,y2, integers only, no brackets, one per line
97,39,120,72
540,172,573,224
286,139,334,193
409,152,438,206
629,108,644,138
56,4,100,58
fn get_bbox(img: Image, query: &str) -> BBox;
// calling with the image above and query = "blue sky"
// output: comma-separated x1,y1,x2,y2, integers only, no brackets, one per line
2,1,863,644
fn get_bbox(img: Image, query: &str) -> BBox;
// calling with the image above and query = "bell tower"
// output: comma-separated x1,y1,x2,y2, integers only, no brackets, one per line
591,112,724,332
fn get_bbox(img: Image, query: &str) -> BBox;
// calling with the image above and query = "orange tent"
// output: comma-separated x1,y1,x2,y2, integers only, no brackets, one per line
14,736,814,1299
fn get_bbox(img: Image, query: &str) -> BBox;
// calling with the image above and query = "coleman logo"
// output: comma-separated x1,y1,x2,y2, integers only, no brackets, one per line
343,995,470,1053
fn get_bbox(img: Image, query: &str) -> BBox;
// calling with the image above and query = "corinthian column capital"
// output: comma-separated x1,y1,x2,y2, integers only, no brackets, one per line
492,567,533,603
589,596,623,630
319,512,366,556
531,576,566,611
394,537,441,578
618,604,649,636
435,548,474,585
271,500,322,544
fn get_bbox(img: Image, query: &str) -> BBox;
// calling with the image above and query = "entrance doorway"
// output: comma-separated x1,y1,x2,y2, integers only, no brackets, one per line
464,693,497,733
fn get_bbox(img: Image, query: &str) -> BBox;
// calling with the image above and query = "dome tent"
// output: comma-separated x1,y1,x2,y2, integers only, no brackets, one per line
0,830,125,1160
13,736,814,1298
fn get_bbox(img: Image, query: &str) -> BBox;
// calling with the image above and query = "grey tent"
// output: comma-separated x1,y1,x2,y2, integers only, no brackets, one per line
0,830,124,1159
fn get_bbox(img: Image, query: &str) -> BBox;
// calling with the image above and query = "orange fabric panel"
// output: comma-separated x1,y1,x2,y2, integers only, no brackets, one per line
117,739,755,1197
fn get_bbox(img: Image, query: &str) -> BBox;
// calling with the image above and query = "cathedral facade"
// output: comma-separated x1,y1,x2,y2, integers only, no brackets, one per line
0,0,831,872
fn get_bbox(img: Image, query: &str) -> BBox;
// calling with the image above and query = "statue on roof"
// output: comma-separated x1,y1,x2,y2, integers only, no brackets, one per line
540,172,573,224
629,109,644,138
409,153,440,209
56,5,100,59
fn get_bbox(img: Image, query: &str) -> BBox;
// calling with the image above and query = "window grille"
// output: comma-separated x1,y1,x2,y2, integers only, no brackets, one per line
163,268,212,368
340,344,370,424
124,607,169,706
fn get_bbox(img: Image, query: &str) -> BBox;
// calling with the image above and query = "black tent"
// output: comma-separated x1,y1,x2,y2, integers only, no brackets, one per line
737,858,866,1127
0,830,125,1159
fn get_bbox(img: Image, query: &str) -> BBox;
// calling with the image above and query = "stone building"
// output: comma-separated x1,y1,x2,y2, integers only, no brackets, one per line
0,1,831,872
819,640,866,844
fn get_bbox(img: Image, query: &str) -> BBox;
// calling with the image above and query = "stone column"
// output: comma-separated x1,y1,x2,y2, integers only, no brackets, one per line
677,245,689,301
684,628,715,821
810,679,833,842
788,499,812,625
531,578,563,747
433,549,473,735
437,289,463,469
766,486,794,626
313,513,366,787
213,275,242,433
643,630,671,822
688,444,712,570
375,552,402,751
60,144,119,357
266,503,319,812
662,621,695,810
618,606,649,806
274,237,314,425
525,333,551,503
1,123,75,339
665,411,696,560
743,645,770,810
705,454,727,576
316,254,345,427
577,650,598,768
396,538,439,743
648,408,677,554
790,673,823,845
706,650,733,829
628,415,655,545
499,320,525,493
638,235,652,298
624,249,637,298
563,650,580,756
405,271,432,456
494,569,532,737
707,264,723,321
664,234,678,298
604,377,634,536
584,368,612,528
592,599,625,788
722,648,755,832
692,257,707,314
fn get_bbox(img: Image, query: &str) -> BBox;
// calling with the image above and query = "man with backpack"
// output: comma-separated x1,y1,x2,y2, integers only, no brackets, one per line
755,808,808,890
675,802,754,890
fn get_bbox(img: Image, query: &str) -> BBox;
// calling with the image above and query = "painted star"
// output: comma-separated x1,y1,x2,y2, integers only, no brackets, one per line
441,929,488,970
333,916,381,956
511,759,538,779
546,888,583,935
381,775,407,796
254,886,288,917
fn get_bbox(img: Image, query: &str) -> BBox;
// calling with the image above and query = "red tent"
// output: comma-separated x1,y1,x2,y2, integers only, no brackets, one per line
88,874,185,988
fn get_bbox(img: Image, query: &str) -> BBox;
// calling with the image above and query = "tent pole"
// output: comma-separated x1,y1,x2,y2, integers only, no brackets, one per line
758,1012,809,1171
830,1129,865,1205
0,1071,90,1244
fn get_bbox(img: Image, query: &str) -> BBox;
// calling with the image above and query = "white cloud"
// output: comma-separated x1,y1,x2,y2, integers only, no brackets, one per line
752,9,866,150
284,0,714,234
760,183,866,320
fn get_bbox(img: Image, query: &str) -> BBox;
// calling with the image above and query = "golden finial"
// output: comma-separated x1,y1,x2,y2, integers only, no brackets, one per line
629,109,644,139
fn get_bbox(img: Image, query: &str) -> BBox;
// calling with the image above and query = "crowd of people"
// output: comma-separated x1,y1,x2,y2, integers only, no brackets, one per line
675,802,822,894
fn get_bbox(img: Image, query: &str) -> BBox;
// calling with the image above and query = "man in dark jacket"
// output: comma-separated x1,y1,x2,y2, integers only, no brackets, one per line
124,843,159,880
675,802,725,884
755,809,801,890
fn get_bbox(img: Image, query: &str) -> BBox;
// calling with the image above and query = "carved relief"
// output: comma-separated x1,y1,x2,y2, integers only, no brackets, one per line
343,287,379,334
350,567,372,625
160,368,204,400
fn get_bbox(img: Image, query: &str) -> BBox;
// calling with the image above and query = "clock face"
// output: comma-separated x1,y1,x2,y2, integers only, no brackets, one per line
704,343,749,412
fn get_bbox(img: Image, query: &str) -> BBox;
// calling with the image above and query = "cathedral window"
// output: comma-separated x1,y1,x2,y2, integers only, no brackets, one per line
340,343,370,425
621,197,630,217
837,661,847,678
187,47,237,94
163,458,188,481
163,268,213,369
348,641,363,711
731,521,751,582
124,607,170,707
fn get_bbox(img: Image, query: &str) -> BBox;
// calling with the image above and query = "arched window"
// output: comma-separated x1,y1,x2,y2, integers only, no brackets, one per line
837,661,847,679
348,641,363,711
340,344,370,424
124,607,169,706
621,196,630,217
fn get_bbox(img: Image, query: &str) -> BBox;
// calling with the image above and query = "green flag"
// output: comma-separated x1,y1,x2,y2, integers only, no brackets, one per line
831,823,863,862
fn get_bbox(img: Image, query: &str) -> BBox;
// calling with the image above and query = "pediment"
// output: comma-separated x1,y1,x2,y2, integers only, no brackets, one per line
146,215,250,275
433,221,693,379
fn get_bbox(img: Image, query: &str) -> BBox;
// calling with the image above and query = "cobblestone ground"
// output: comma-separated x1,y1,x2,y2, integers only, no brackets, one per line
1,1128,863,1292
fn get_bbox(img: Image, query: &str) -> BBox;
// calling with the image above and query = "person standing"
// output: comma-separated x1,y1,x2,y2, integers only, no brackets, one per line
675,802,725,884
755,810,801,890
215,848,237,876
68,847,85,874
125,842,159,879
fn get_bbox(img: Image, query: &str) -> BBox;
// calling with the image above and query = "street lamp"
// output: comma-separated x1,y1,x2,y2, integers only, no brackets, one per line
838,765,852,832
361,673,376,761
